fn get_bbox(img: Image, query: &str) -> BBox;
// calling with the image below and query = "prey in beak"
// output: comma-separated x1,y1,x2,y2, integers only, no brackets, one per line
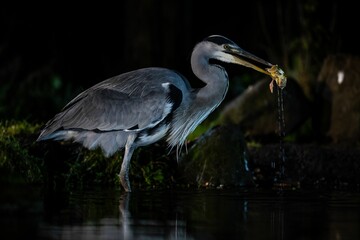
225,45,287,93
266,65,287,93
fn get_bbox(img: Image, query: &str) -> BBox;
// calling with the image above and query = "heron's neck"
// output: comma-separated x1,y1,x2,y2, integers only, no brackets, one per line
190,43,229,106
198,72,228,106
191,56,229,109
166,57,229,149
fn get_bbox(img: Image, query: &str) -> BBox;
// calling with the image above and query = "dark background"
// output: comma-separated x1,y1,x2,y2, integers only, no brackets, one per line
1,0,359,122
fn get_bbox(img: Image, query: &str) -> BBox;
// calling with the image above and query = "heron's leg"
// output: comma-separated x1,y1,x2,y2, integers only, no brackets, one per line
119,134,136,192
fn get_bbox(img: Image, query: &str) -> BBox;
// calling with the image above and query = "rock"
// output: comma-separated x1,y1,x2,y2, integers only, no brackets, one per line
178,124,254,188
219,77,310,140
315,54,360,143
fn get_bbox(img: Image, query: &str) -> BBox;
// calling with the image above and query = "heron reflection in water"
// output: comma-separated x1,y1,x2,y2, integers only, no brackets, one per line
37,35,279,192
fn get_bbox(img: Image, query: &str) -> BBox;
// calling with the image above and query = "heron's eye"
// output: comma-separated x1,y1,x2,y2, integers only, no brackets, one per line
224,44,230,50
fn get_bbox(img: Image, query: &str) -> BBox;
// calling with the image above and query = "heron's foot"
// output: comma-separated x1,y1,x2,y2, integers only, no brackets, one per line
119,172,132,192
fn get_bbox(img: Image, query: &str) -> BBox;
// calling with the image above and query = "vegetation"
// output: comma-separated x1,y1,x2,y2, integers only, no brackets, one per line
0,120,177,191
0,120,43,184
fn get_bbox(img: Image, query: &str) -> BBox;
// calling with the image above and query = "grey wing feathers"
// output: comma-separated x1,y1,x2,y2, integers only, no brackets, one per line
37,68,185,141
53,87,167,131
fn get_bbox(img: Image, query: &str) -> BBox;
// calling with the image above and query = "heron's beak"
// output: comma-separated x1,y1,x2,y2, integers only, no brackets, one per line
229,47,273,76
226,45,287,92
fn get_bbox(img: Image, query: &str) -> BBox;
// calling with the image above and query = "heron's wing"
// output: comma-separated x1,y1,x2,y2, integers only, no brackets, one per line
37,68,188,141
38,80,182,139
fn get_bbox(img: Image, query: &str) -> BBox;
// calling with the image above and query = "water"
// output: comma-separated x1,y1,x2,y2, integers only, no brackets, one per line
272,87,287,186
1,187,360,240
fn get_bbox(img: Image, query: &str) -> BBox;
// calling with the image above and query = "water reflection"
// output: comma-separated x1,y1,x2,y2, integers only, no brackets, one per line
1,187,360,239
119,192,191,240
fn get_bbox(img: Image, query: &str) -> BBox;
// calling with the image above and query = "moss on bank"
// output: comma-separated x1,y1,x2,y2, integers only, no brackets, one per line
0,120,177,191
0,120,43,184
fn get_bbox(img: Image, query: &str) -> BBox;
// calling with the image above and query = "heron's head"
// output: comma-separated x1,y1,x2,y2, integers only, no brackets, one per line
203,35,273,76
191,35,287,90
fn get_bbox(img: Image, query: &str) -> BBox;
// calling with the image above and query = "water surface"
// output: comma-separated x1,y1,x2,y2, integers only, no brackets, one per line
1,187,359,240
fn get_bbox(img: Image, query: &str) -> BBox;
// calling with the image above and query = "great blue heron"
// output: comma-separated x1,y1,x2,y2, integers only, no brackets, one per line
37,35,276,192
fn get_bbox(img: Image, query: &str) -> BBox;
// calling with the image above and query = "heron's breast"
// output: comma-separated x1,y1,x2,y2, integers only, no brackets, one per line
136,123,170,147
